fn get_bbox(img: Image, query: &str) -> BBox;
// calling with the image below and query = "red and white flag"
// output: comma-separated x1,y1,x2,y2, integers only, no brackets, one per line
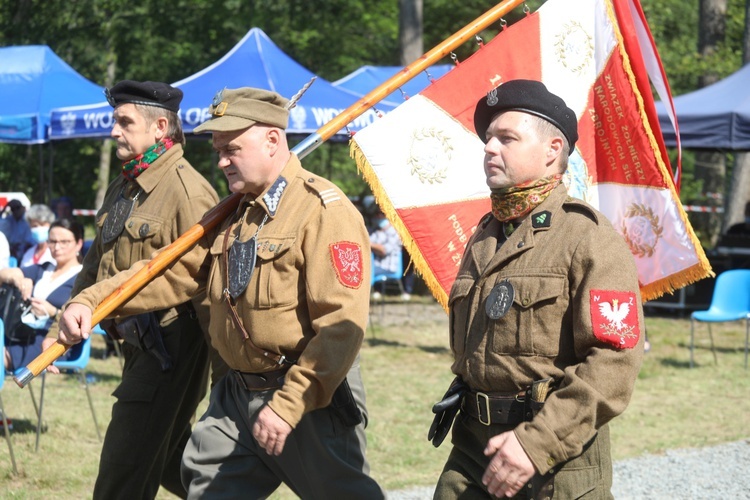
351,0,711,309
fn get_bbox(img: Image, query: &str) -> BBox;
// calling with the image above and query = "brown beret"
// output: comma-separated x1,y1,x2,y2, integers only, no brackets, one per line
473,79,578,153
105,80,183,113
193,87,289,134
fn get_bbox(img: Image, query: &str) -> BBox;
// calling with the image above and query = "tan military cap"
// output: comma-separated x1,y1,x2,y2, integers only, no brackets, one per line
193,87,289,133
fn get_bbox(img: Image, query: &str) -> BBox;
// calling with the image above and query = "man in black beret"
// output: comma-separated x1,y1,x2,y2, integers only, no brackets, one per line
431,79,644,498
47,80,221,500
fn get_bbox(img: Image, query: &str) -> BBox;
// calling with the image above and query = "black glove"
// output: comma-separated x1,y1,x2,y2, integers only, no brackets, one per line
428,377,467,448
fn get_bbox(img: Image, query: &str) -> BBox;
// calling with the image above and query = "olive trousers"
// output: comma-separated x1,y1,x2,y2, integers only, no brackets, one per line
93,312,209,500
181,360,385,499
434,413,613,499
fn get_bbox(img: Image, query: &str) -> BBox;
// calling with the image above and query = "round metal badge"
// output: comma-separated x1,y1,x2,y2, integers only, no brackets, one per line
485,280,514,320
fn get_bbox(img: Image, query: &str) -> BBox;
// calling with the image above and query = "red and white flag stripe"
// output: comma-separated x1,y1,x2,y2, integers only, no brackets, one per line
351,0,710,308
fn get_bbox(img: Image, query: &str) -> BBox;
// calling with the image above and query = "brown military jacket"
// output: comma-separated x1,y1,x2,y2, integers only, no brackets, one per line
72,154,371,428
68,144,218,327
449,183,644,475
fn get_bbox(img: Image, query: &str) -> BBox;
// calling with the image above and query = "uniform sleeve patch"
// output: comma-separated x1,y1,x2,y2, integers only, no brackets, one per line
590,290,640,349
329,241,364,289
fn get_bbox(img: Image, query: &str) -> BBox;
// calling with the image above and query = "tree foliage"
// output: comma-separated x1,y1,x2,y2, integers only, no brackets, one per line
0,0,746,213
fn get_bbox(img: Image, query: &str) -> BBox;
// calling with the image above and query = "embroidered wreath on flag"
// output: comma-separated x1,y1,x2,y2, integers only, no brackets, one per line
555,21,594,75
621,203,663,258
407,128,451,184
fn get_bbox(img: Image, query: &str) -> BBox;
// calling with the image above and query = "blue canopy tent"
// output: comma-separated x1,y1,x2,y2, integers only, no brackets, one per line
50,28,393,140
656,64,750,150
332,64,454,107
0,45,105,144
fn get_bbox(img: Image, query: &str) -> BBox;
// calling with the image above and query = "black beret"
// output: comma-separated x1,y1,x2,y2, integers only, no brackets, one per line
473,79,578,153
105,80,183,113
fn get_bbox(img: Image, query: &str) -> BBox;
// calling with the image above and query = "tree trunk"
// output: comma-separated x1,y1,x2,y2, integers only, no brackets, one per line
694,0,728,246
723,0,750,232
95,48,117,210
399,0,423,65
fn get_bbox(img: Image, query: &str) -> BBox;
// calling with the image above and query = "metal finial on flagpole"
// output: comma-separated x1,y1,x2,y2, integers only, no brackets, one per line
286,76,317,110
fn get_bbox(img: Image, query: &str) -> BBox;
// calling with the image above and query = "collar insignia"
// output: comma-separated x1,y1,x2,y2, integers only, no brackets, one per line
263,176,287,216
532,211,552,228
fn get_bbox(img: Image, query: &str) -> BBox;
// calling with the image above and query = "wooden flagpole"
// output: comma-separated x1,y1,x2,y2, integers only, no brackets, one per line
15,0,526,388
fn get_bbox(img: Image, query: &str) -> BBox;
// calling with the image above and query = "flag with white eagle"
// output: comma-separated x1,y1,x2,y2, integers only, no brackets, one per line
350,0,711,310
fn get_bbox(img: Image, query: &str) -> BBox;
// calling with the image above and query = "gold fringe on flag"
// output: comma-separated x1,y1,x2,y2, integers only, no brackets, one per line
350,139,451,312
604,0,713,301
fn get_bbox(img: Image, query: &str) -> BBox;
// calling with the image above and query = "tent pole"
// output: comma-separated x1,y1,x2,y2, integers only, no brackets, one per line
38,144,45,203
48,142,54,205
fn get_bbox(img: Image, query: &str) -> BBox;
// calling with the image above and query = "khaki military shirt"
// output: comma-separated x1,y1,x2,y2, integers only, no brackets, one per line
449,183,644,475
72,154,371,428
67,144,218,326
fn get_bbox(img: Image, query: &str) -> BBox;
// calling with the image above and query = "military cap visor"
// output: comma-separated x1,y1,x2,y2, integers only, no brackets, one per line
474,79,578,153
105,80,183,113
193,88,289,134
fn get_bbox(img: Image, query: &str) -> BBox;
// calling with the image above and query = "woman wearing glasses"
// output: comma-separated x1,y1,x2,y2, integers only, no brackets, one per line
1,218,84,372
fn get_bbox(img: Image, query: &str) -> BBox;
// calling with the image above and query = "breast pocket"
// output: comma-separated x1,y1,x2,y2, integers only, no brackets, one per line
448,276,475,357
115,215,163,271
490,274,567,356
207,230,229,305
254,235,298,309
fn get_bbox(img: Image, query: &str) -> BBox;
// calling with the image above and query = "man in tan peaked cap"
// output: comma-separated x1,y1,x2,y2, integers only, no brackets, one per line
59,87,385,499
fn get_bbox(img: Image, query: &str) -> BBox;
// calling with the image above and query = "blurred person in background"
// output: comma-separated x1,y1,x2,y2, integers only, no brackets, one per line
369,209,406,300
20,204,57,268
52,196,75,220
0,199,33,261
0,232,9,269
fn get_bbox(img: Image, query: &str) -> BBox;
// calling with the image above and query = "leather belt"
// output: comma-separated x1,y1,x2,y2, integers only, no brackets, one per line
155,301,195,323
234,366,291,391
461,390,529,426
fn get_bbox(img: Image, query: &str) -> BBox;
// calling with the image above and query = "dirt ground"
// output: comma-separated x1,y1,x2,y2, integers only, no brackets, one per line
367,295,448,328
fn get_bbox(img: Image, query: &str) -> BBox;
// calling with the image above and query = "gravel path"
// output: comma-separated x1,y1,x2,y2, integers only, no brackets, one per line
386,439,750,499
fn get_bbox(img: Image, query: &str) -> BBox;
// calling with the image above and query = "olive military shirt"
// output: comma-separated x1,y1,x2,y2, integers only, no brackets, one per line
71,154,371,428
448,183,644,476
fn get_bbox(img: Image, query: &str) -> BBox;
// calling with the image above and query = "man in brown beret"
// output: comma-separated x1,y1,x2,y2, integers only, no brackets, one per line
59,87,384,498
430,79,644,498
49,79,220,499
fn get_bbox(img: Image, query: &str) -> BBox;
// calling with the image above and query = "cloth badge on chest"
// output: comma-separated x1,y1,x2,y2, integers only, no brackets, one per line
589,290,640,349
263,176,287,216
329,241,363,289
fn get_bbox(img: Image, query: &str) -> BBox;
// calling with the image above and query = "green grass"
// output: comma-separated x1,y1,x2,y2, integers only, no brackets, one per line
1,300,749,498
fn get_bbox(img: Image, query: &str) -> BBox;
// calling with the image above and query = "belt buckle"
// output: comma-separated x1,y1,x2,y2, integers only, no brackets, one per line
476,392,491,426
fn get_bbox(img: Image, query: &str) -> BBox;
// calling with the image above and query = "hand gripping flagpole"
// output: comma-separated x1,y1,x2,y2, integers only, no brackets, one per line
15,0,526,388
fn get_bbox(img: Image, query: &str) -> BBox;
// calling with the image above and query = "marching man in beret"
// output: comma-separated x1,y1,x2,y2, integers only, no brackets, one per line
430,80,644,498
48,80,220,499
59,87,385,498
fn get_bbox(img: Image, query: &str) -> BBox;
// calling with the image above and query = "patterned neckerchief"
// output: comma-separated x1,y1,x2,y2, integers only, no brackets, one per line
121,138,174,181
490,174,562,223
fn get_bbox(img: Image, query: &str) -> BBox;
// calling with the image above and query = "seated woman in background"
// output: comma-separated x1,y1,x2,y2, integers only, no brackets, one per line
1,218,83,372
20,204,56,268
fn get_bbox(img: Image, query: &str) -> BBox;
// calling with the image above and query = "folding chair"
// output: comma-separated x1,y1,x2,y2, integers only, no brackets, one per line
35,336,101,451
690,269,750,369
0,320,18,474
